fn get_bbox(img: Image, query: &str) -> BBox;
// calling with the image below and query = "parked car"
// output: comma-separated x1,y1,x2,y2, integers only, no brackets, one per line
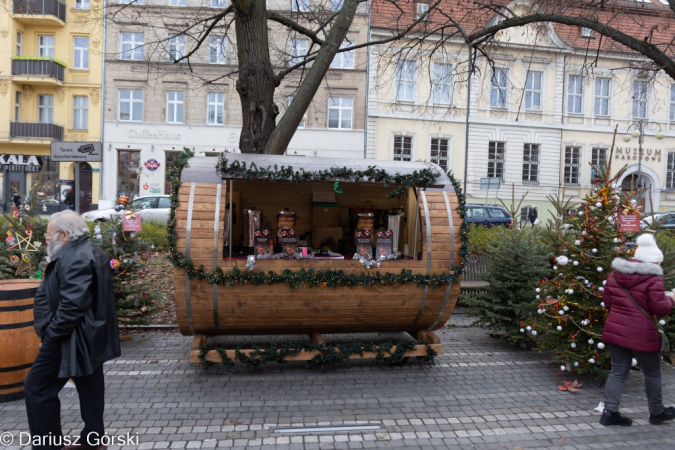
465,204,513,227
81,195,171,223
641,212,675,230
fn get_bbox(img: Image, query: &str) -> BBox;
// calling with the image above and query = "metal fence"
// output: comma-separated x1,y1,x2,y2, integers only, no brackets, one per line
10,122,64,141
13,0,66,22
12,59,65,82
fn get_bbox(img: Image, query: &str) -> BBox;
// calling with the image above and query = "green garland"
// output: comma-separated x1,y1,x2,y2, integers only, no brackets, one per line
167,148,469,289
198,340,438,370
218,157,441,199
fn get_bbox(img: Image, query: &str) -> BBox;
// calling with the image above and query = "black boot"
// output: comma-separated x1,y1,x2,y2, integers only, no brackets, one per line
600,410,633,426
650,406,675,425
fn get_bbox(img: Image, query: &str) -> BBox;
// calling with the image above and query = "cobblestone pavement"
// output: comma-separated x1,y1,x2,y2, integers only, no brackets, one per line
2,308,675,449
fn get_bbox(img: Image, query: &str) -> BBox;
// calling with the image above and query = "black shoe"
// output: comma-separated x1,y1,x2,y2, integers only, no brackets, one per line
650,406,675,425
600,410,633,426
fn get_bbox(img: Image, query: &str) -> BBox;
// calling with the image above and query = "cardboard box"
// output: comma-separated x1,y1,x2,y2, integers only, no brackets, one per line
312,205,339,227
312,227,343,247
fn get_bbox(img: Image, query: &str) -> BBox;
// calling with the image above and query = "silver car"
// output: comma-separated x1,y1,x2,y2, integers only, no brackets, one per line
81,195,171,223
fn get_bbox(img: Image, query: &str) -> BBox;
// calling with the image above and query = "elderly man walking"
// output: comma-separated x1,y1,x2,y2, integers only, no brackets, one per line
24,210,120,450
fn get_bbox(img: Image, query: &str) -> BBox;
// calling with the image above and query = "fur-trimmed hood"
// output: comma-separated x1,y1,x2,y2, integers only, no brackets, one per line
611,258,663,276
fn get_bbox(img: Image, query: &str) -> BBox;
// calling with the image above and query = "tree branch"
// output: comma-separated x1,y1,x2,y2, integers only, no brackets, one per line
266,10,326,46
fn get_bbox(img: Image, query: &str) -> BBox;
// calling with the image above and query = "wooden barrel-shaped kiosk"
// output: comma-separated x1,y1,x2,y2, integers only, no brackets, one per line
0,279,41,402
171,154,466,361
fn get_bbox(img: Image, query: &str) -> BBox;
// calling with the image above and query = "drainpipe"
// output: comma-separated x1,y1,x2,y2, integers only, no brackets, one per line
363,5,371,160
99,0,108,205
463,46,473,194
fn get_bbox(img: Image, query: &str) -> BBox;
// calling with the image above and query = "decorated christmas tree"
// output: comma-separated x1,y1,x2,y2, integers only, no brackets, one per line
525,156,641,375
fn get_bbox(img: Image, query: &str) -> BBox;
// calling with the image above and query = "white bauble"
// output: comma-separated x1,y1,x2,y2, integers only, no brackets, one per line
559,310,565,315
589,358,595,364
573,261,579,266
563,306,569,311
571,343,576,348
596,202,602,208
660,320,666,326
564,224,572,230
631,358,638,367
597,342,605,349
532,330,538,336
597,267,603,272
557,325,563,331
520,328,525,333
538,309,544,314
574,240,581,246
526,326,532,331
560,365,566,371
603,280,607,285
535,288,541,293
556,255,569,266
592,248,598,253
613,238,620,243
630,199,637,205
574,362,579,367
588,339,594,344
599,287,604,292
535,295,540,300
553,266,558,271
582,231,588,236
601,302,605,308
568,289,574,295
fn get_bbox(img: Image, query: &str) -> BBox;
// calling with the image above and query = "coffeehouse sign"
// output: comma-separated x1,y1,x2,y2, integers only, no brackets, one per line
0,154,41,172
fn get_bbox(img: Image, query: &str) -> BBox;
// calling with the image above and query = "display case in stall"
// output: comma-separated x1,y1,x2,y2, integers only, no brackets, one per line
169,153,468,366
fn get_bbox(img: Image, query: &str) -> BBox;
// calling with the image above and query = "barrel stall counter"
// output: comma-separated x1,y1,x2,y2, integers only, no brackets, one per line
170,154,467,365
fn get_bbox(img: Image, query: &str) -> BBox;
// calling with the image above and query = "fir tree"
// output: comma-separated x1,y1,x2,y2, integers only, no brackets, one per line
464,226,550,347
525,160,640,376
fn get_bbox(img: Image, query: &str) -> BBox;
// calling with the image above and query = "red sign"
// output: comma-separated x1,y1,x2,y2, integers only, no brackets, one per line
123,212,142,232
617,210,641,233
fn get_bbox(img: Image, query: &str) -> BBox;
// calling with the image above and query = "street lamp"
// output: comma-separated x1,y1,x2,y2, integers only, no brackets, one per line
621,120,665,191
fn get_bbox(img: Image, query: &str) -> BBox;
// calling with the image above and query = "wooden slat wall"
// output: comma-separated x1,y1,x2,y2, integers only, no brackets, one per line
173,180,464,336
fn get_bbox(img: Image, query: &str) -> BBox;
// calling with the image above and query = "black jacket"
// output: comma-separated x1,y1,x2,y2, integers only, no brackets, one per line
34,236,121,377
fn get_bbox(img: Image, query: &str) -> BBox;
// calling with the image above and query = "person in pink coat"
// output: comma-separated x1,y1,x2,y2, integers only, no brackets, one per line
600,234,675,426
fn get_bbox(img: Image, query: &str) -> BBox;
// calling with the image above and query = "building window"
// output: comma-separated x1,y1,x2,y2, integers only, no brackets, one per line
169,0,186,5
117,150,141,198
328,97,352,129
209,36,227,64
73,96,88,130
487,141,504,179
75,0,90,9
490,68,507,109
211,0,227,6
120,33,144,61
118,89,143,122
329,41,354,69
168,35,186,61
120,0,144,4
166,91,184,124
16,31,22,56
73,37,89,70
416,2,429,19
38,95,53,123
430,138,448,171
432,63,452,105
590,147,607,183
594,78,611,117
292,0,309,11
290,39,307,66
522,143,539,183
670,85,675,121
393,136,412,161
395,60,415,102
15,92,20,121
581,27,593,38
38,35,54,58
287,95,305,128
524,71,542,110
667,152,675,190
332,0,343,11
632,80,649,119
206,93,224,125
564,146,581,185
165,151,181,194
567,75,583,114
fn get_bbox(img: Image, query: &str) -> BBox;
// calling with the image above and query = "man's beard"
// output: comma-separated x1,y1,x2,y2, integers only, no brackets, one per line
47,237,66,257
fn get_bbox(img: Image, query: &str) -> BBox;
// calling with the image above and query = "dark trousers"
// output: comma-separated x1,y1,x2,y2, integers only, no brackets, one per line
24,339,105,450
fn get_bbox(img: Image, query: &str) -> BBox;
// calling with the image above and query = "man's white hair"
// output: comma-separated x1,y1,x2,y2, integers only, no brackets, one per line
49,210,90,242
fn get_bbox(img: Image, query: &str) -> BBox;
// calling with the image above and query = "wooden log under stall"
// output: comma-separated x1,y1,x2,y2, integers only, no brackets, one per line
169,153,466,365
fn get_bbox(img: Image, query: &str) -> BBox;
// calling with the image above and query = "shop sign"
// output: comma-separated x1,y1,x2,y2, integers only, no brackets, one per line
50,142,102,162
0,154,42,172
144,159,160,171
127,129,181,140
142,182,161,194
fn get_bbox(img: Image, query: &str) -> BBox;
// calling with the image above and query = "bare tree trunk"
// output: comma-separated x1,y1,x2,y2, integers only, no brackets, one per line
233,0,279,153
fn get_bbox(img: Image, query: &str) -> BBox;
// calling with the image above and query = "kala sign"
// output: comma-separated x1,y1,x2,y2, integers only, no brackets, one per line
50,142,103,162
0,154,41,172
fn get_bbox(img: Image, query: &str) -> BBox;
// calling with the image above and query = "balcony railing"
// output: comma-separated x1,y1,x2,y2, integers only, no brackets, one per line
13,0,66,22
12,58,65,83
10,122,64,141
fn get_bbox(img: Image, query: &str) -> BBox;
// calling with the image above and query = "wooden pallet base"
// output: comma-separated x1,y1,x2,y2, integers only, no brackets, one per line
189,331,442,366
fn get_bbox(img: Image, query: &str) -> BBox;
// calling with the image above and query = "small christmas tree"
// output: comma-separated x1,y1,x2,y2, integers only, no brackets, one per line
525,152,640,375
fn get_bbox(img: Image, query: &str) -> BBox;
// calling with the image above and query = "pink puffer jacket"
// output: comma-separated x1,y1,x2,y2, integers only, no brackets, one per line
601,258,673,353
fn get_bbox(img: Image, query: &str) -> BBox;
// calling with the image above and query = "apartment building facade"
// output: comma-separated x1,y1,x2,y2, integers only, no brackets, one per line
101,0,368,208
368,0,675,221
0,0,103,212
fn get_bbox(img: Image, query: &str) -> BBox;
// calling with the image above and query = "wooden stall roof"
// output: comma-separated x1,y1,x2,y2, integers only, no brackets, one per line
180,154,453,188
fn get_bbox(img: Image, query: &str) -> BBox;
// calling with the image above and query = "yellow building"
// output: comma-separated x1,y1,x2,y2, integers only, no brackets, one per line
0,0,102,213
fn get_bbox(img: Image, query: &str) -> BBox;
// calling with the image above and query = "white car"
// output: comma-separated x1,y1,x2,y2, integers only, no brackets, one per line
81,195,171,223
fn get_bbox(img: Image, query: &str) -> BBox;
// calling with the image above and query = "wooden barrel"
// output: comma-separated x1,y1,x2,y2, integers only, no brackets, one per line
173,157,463,337
0,279,41,402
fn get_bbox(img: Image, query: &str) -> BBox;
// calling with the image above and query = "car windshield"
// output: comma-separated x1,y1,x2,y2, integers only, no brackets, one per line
488,208,509,218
